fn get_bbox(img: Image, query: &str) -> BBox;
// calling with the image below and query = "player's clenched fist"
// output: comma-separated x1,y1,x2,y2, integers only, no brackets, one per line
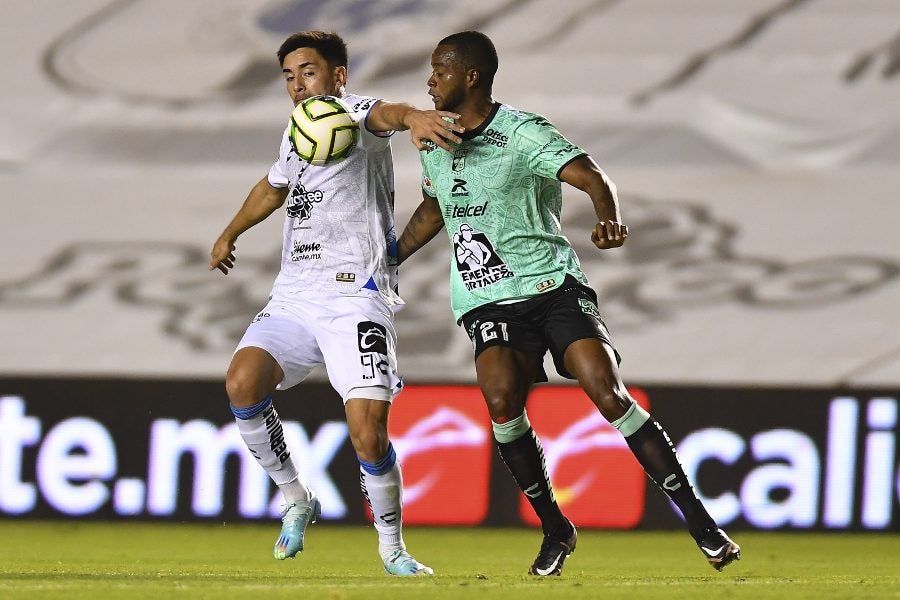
591,220,628,249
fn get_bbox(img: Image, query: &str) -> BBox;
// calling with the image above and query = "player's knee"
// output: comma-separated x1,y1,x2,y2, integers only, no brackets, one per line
225,366,265,407
481,386,524,421
350,427,389,463
588,386,632,421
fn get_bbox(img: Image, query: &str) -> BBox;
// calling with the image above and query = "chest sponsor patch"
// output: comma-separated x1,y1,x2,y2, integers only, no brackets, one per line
452,223,514,291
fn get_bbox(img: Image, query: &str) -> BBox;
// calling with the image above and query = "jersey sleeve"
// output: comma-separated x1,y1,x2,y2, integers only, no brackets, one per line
347,95,392,151
266,125,292,188
419,150,437,198
513,116,586,180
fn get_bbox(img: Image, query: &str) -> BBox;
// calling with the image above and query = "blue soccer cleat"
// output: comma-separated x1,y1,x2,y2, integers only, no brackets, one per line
382,548,434,576
273,495,321,560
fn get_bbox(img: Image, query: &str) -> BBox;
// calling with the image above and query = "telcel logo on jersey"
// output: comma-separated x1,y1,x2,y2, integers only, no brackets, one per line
523,387,650,528
444,201,487,219
387,386,492,525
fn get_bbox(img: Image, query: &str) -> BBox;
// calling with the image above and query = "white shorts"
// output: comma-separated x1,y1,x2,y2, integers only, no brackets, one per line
235,290,403,402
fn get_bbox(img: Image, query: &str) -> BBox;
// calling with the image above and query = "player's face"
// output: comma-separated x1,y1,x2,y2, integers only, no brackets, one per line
428,45,467,111
282,48,346,105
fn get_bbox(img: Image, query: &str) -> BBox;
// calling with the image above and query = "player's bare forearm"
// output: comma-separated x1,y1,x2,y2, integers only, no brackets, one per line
397,196,444,264
368,101,463,151
560,155,627,250
209,176,287,274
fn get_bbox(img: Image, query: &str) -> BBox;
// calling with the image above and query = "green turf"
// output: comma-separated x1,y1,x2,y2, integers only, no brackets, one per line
0,521,897,599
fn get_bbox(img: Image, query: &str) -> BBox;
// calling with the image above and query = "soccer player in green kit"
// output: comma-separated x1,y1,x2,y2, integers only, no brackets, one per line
396,31,740,576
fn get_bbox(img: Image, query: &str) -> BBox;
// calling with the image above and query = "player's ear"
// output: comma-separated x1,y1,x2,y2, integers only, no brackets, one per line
467,69,480,88
334,65,347,89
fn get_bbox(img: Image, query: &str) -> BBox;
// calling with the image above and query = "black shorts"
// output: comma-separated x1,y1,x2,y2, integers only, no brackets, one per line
459,275,620,382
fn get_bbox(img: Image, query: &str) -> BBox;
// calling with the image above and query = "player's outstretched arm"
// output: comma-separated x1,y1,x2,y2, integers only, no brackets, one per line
560,155,628,250
367,101,464,151
397,193,445,265
209,176,288,274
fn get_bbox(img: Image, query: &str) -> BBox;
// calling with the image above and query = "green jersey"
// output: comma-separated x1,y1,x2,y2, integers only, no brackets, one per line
420,102,589,321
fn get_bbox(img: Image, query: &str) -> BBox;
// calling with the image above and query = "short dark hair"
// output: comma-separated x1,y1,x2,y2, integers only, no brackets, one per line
437,31,498,87
277,30,348,69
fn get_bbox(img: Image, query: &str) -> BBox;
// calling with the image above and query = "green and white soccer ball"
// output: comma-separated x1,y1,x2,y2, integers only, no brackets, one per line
289,95,359,166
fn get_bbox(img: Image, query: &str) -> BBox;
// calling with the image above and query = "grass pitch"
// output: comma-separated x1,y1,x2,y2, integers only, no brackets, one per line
1,521,897,599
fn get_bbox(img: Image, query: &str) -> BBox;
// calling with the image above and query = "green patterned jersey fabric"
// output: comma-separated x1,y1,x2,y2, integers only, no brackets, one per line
420,102,589,321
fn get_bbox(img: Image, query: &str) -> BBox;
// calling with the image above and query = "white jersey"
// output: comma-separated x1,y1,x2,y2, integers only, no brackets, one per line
267,93,402,307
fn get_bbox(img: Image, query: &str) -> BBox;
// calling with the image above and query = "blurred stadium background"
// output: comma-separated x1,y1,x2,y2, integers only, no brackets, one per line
1,0,898,536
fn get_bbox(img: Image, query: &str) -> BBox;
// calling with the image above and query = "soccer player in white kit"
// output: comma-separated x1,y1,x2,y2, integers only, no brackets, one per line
209,30,463,576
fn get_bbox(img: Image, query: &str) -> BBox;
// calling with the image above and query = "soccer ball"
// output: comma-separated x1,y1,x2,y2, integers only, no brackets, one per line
289,95,359,166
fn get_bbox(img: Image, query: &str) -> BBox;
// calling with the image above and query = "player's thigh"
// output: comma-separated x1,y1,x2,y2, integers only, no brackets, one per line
315,295,402,402
461,305,545,418
474,345,543,420
543,281,619,379
234,304,323,393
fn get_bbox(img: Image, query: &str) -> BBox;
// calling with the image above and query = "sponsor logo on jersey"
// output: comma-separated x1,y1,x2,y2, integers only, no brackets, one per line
291,241,321,261
353,98,375,112
335,272,356,283
452,223,514,291
286,183,324,223
357,321,388,355
450,178,469,197
482,128,508,148
444,201,487,219
554,143,579,157
251,311,271,323
452,148,467,172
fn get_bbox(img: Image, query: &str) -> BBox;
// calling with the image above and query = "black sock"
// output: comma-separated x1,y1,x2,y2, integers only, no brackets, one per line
626,418,716,539
496,428,567,536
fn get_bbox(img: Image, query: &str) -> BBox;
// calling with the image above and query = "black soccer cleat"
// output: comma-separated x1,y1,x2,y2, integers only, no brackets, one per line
696,527,741,571
528,520,577,576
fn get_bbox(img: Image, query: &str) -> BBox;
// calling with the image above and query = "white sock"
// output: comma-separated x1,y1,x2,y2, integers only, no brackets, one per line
233,398,311,505
359,443,404,557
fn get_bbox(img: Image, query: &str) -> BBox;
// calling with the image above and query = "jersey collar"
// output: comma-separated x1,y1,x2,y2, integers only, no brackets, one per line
460,102,501,141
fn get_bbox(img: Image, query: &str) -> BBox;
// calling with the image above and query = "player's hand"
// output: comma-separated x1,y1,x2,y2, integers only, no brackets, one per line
209,236,237,274
406,110,464,151
591,220,628,249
